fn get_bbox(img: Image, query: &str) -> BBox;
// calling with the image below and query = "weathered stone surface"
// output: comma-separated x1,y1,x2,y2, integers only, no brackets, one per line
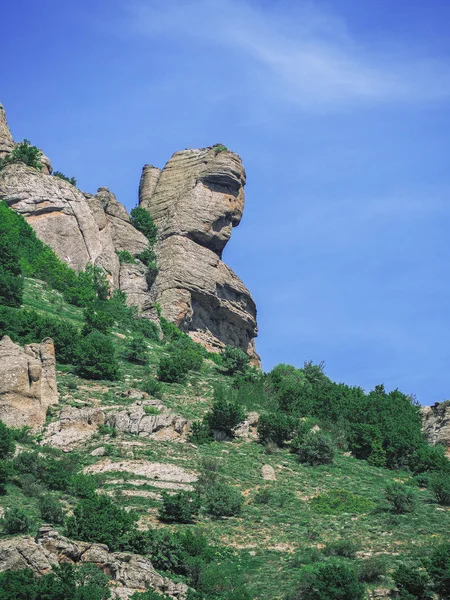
0,526,188,599
421,402,450,452
261,464,277,481
84,459,197,486
43,406,105,450
139,146,259,364
0,336,58,430
0,103,14,157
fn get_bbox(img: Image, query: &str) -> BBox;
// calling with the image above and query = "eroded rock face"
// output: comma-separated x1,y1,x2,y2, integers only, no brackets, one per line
0,336,58,430
139,147,259,364
421,402,450,452
0,526,188,599
0,104,14,157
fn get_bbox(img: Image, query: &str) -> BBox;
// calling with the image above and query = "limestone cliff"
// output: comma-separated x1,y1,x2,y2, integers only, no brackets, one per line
0,104,259,362
421,402,450,453
139,147,259,363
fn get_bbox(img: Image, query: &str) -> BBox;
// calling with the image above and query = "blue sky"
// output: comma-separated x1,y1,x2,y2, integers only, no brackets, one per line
3,0,450,404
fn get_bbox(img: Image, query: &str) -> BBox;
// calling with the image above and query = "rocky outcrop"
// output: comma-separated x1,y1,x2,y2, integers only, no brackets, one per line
0,525,188,599
0,104,14,157
139,146,259,364
421,402,450,452
0,336,58,430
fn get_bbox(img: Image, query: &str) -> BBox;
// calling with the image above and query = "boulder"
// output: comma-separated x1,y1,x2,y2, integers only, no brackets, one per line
0,526,188,599
421,402,450,451
0,336,58,430
139,146,259,365
261,464,277,481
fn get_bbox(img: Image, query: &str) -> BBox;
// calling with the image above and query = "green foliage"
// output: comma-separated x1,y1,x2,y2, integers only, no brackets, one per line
158,337,204,382
204,482,243,518
212,143,229,154
310,489,375,515
0,423,15,459
159,491,201,523
428,471,450,506
427,543,450,598
116,250,136,264
140,377,163,398
158,353,188,383
189,421,213,445
357,556,387,583
293,561,366,600
393,563,432,600
160,316,184,341
130,207,158,245
39,494,65,524
66,494,137,551
409,444,450,475
76,331,120,380
132,317,160,340
131,591,169,600
123,335,149,364
0,139,42,171
221,345,250,375
143,405,160,415
83,304,114,335
205,386,246,437
1,506,30,534
323,539,359,559
296,431,335,466
145,261,159,287
135,245,156,266
0,201,23,306
53,171,77,186
257,412,295,446
385,482,416,514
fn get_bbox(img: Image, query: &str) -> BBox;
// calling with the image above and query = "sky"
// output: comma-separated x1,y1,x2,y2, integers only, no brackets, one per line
2,0,450,404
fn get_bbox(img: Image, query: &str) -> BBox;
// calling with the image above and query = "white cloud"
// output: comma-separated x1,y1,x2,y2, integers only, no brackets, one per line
122,0,450,110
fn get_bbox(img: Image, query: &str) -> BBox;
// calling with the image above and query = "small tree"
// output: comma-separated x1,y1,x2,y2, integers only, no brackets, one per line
428,543,450,598
2,507,30,534
429,472,450,506
157,353,188,383
385,482,416,514
221,345,250,375
297,431,335,466
159,491,200,523
39,495,65,525
124,335,149,364
53,171,77,186
0,423,15,459
393,563,432,600
204,482,243,518
130,207,158,245
0,139,42,171
294,561,366,600
206,397,246,438
76,331,120,381
257,412,294,446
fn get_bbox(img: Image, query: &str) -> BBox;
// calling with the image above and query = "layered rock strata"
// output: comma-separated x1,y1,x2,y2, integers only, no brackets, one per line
0,336,58,430
421,402,450,452
139,147,259,363
0,525,188,599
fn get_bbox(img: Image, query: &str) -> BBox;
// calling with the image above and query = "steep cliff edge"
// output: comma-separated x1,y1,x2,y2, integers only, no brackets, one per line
139,147,259,364
0,104,258,362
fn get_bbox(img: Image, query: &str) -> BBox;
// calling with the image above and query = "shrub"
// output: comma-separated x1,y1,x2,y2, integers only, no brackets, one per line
357,556,387,583
189,421,213,445
76,331,120,380
393,563,432,600
348,423,383,461
133,318,160,341
0,423,15,459
160,317,184,341
157,353,188,383
143,405,160,415
1,507,30,534
135,246,156,266
140,377,163,398
204,482,243,518
221,345,250,375
130,207,158,245
0,461,9,495
294,561,366,600
0,202,23,307
212,143,229,154
116,250,136,264
310,489,375,515
65,494,137,551
145,261,159,287
131,591,169,600
0,139,42,171
385,482,416,514
205,395,246,437
159,491,200,523
429,471,450,506
39,494,65,524
409,444,450,475
123,335,148,364
428,543,450,598
324,539,359,559
167,337,204,372
19,473,45,497
83,304,114,335
257,412,295,446
290,547,324,567
53,171,77,186
297,431,335,466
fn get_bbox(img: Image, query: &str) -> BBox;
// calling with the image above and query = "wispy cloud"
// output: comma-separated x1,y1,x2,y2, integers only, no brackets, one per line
121,0,450,110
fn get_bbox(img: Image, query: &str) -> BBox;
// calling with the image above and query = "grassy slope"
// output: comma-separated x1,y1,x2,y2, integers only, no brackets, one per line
2,278,450,598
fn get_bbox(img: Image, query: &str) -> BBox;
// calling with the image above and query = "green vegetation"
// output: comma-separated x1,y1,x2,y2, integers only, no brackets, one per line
221,344,250,375
53,171,77,186
116,250,137,264
212,143,229,154
0,139,42,172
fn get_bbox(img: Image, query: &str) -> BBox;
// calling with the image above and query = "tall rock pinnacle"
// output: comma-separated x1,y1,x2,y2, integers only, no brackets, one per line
0,103,14,157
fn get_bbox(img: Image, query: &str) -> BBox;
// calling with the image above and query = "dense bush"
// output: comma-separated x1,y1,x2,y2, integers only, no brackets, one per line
357,556,387,583
0,423,15,459
393,563,432,600
205,388,246,437
257,412,295,446
385,482,416,514
158,353,188,383
160,316,184,341
427,543,450,598
429,472,450,506
66,494,137,551
409,444,450,475
204,482,243,518
293,561,366,600
130,207,158,245
116,250,136,264
189,421,213,445
140,377,163,398
221,345,250,375
158,338,204,383
76,331,120,380
83,304,114,335
159,491,200,523
123,335,149,364
1,507,30,534
53,171,77,186
323,539,359,559
296,431,335,466
310,489,375,515
39,494,65,524
0,139,42,171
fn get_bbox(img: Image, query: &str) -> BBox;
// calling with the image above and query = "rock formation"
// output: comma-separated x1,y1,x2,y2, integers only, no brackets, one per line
139,147,259,363
421,402,450,452
0,525,188,599
0,103,259,362
0,336,58,430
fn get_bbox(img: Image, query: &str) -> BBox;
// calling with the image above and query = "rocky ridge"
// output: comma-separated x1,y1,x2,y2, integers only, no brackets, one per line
421,401,450,452
0,103,258,362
